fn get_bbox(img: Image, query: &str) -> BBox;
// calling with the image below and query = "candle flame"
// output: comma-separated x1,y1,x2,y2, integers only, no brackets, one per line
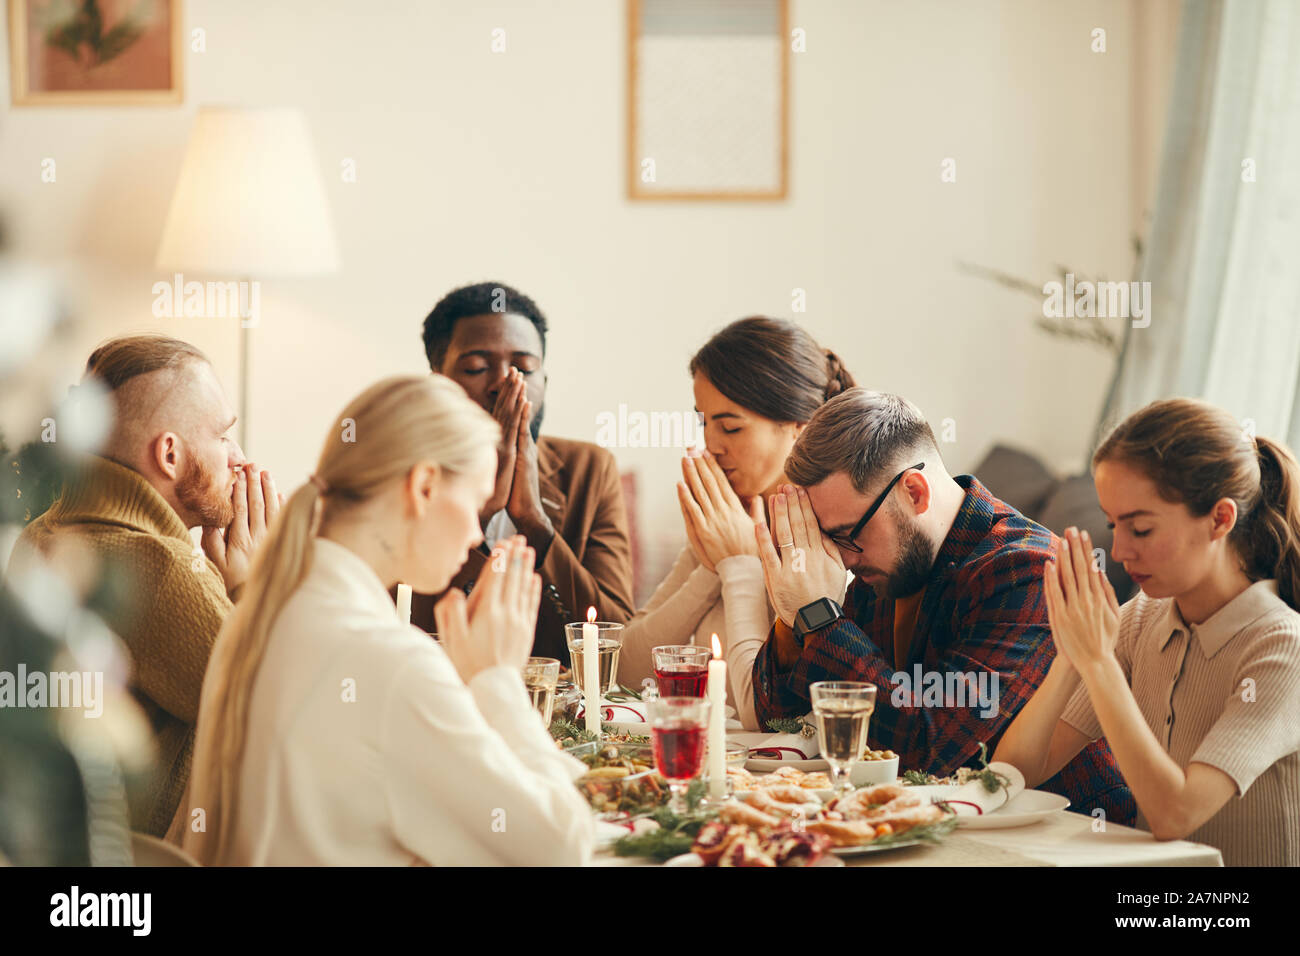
711,633,722,658
587,606,597,623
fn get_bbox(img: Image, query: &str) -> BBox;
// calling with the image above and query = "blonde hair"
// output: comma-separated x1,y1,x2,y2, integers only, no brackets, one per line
183,374,498,864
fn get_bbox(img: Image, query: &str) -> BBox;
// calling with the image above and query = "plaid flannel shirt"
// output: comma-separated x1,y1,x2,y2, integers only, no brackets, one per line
752,475,1135,825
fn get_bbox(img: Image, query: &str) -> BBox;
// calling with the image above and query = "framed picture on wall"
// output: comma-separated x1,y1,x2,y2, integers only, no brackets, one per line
8,0,183,106
627,0,789,200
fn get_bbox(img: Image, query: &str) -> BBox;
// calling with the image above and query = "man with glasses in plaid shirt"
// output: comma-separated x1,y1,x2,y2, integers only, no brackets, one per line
750,388,1133,824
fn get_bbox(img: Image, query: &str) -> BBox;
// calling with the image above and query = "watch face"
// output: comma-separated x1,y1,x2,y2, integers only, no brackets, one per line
803,601,835,628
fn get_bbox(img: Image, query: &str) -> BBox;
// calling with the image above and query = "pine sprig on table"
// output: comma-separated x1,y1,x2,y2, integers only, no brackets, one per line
611,780,712,861
871,811,959,847
765,717,806,735
972,741,1014,794
605,683,643,702
548,718,623,744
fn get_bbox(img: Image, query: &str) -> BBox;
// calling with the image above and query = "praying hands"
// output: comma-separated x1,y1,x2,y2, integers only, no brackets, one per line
676,449,758,573
482,366,554,550
201,463,282,599
1044,526,1121,673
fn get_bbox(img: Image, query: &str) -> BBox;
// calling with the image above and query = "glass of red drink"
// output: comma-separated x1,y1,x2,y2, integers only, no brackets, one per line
651,645,712,698
647,696,711,814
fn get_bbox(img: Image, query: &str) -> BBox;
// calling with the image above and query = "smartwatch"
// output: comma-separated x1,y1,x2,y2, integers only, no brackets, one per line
793,598,843,646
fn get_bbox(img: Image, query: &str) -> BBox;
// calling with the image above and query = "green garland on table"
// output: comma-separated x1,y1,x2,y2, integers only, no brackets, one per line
764,717,803,734
611,780,711,861
864,811,958,848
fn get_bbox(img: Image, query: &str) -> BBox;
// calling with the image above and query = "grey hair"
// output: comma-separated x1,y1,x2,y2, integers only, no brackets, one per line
785,387,939,493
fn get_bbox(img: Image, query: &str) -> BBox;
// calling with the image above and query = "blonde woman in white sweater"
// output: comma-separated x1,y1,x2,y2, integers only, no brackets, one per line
619,318,856,730
184,375,595,866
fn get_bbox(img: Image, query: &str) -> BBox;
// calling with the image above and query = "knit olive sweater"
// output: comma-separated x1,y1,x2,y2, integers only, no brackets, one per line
7,455,232,837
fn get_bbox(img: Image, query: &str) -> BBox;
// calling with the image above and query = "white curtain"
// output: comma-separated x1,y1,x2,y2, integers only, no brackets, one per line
1098,0,1300,447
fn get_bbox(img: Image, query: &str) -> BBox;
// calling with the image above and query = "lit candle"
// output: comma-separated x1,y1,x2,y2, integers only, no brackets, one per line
396,584,412,626
583,607,601,735
707,634,726,799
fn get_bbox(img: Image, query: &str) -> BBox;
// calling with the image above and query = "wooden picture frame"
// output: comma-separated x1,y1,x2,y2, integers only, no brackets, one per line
9,0,183,106
627,0,789,201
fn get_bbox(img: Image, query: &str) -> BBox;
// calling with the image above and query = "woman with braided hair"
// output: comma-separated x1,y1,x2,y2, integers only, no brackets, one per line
618,317,857,730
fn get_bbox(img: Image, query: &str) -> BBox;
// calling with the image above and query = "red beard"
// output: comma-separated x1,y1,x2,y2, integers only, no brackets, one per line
176,456,235,528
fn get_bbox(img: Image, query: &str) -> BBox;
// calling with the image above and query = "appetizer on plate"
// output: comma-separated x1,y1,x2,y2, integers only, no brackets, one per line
728,765,833,792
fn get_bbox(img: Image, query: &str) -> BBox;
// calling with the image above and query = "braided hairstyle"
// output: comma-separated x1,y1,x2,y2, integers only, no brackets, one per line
688,317,856,423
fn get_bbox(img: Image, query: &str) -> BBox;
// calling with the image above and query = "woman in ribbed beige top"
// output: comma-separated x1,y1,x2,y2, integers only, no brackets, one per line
996,399,1300,866
618,318,856,730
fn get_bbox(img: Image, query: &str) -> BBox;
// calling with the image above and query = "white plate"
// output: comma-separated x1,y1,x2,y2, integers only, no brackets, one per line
906,785,1071,829
830,838,926,856
663,851,843,867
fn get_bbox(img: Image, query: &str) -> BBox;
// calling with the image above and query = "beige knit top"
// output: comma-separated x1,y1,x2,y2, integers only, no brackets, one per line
1062,579,1300,866
7,455,232,837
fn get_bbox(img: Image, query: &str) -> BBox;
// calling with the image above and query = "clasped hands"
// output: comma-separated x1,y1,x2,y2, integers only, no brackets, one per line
1044,527,1120,674
675,449,758,573
481,367,553,547
202,462,282,598
435,536,542,684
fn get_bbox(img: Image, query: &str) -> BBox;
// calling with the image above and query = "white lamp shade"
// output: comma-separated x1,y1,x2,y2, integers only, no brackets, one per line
155,107,340,276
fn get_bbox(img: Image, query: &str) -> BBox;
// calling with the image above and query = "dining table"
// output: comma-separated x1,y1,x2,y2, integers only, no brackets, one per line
587,727,1225,867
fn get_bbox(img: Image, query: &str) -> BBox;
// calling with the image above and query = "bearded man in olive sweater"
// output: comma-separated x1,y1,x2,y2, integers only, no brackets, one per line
6,335,279,837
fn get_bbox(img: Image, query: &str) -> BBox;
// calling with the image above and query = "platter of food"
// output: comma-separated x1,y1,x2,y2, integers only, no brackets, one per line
566,741,668,819
609,779,956,866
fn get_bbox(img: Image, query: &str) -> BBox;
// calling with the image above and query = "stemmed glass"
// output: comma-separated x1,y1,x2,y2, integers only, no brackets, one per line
647,696,711,814
522,657,560,727
810,681,877,796
651,645,712,698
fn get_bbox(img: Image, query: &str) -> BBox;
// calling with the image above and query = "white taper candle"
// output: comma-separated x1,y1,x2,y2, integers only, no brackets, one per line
707,634,726,798
583,607,600,735
396,584,412,626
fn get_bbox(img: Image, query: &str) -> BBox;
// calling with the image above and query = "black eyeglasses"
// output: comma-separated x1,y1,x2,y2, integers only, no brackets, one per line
826,462,925,554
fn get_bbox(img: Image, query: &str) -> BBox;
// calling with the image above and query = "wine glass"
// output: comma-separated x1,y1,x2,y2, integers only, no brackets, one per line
810,681,877,796
522,657,560,727
647,696,711,814
651,645,712,698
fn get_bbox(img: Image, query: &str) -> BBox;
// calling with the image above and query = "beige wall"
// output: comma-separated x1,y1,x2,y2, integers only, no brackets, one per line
0,0,1178,593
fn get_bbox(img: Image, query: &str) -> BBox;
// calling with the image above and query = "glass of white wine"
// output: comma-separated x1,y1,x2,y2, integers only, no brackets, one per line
523,657,561,727
810,681,877,796
563,623,624,698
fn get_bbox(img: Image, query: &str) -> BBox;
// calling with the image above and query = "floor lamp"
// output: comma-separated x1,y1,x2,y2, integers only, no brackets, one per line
154,107,339,452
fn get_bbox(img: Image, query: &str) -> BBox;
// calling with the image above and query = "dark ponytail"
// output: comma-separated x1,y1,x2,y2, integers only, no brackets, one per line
688,317,856,424
1247,437,1300,608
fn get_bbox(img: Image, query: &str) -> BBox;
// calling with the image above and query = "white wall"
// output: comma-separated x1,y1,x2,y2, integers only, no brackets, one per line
0,0,1178,594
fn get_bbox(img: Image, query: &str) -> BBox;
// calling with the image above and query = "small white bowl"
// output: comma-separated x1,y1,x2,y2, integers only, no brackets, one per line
849,755,900,787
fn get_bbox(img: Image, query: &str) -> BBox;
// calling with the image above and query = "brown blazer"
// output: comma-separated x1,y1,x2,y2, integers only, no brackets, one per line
407,435,636,661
